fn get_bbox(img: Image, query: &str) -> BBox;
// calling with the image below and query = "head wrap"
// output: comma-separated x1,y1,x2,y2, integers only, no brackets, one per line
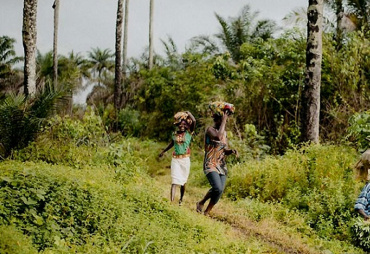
209,101,235,116
173,111,189,125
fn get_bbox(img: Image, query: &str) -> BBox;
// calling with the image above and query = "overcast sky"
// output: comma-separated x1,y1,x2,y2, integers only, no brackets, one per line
2,0,307,59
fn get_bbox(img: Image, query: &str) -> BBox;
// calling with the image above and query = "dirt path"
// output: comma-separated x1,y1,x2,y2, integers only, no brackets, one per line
155,173,322,254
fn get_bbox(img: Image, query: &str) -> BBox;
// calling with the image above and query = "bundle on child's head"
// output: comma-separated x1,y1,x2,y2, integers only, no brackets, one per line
173,111,192,125
208,101,235,117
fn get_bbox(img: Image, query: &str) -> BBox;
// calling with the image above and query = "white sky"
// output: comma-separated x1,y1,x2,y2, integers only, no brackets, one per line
1,0,307,59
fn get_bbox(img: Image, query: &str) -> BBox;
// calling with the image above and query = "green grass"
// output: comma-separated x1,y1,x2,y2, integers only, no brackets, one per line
0,153,273,253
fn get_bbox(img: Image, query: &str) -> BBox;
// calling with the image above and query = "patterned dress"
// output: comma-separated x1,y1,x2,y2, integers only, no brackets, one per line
203,127,228,175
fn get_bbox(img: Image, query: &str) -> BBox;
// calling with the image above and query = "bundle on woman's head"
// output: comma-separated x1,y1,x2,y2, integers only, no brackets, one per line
208,101,235,117
173,111,192,125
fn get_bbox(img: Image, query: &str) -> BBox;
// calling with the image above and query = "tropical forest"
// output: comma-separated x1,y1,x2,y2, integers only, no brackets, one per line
3,0,370,253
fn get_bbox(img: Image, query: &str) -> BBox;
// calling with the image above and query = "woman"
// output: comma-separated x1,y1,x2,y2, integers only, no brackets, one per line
159,111,196,205
196,102,238,216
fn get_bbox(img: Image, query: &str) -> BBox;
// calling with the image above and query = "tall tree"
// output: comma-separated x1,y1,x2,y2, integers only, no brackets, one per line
121,0,129,107
87,47,114,86
149,0,154,69
301,0,324,143
333,0,344,48
114,0,124,111
52,0,60,88
22,0,38,96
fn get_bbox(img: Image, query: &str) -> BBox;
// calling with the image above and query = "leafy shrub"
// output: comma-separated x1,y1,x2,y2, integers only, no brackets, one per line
227,123,270,163
352,218,370,251
0,84,64,159
347,110,370,152
0,160,257,253
225,144,359,239
13,109,112,167
118,107,144,136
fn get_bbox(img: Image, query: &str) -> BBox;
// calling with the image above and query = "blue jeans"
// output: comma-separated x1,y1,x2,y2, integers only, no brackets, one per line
206,171,226,204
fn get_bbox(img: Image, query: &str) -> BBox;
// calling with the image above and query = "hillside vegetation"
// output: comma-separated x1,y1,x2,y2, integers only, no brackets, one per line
0,114,366,253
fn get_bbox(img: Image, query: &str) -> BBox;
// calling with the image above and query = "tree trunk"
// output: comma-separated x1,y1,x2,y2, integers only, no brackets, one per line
335,0,343,50
121,0,129,108
22,0,38,96
149,0,154,70
114,0,124,111
52,0,59,89
301,0,323,143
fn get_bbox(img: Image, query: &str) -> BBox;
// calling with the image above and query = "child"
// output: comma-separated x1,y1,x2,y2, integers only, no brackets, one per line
159,111,196,205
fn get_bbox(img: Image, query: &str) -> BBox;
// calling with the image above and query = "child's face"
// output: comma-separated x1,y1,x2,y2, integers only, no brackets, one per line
177,120,188,132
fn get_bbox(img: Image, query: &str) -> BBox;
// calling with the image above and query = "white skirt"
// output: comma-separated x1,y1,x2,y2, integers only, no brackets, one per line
171,157,191,185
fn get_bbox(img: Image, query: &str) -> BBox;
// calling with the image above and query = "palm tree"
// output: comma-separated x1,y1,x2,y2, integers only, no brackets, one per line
121,0,130,108
0,36,22,79
332,0,344,48
149,0,154,70
301,0,324,143
58,51,90,114
161,36,182,69
346,0,370,32
0,36,23,95
22,0,38,96
87,47,114,87
52,0,60,88
192,5,278,62
115,0,124,111
36,50,90,114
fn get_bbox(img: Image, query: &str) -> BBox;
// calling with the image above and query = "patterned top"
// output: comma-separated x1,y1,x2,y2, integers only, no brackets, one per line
355,182,370,216
172,131,192,157
203,127,228,175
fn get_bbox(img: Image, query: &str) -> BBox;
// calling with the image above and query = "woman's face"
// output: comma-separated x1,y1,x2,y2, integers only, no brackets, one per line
213,114,222,127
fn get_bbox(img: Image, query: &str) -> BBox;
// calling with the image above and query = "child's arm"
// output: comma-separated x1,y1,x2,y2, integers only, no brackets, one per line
159,140,174,157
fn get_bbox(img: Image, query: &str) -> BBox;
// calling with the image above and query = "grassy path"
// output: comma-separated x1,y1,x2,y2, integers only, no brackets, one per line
154,172,320,254
138,141,363,253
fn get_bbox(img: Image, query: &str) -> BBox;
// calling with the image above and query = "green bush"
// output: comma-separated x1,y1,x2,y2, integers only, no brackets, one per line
0,84,65,159
118,107,144,136
225,144,359,239
0,160,260,253
347,110,370,152
352,218,370,251
13,110,112,167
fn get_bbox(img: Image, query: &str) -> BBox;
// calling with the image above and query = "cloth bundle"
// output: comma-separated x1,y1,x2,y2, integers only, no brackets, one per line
209,101,235,116
173,111,193,125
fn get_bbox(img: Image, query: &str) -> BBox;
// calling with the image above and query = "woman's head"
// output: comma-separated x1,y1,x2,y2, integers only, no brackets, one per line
212,113,223,126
